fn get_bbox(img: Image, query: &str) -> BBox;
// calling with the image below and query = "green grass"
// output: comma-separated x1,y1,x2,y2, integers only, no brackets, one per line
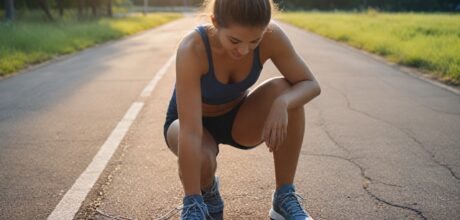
0,12,182,77
277,12,460,85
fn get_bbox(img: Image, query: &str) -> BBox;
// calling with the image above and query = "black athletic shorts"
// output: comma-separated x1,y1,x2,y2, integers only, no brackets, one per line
163,89,259,155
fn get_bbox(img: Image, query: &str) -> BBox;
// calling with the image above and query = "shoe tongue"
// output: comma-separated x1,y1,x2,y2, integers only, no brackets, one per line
183,194,204,205
276,184,296,196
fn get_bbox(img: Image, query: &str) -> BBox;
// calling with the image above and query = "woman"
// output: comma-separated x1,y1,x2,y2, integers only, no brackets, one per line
163,0,321,219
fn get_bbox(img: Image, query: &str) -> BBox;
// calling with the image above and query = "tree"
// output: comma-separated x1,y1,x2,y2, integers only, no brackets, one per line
4,0,14,21
276,0,458,11
77,0,84,18
91,0,98,17
76,0,113,19
56,0,64,17
107,0,113,17
37,0,53,21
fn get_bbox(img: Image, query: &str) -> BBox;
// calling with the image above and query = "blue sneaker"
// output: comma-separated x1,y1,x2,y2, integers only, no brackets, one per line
269,184,313,220
180,195,211,220
202,176,224,220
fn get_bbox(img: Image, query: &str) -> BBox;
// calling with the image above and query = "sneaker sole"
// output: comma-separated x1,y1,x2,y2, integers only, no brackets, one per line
209,211,223,220
269,208,285,220
269,208,314,220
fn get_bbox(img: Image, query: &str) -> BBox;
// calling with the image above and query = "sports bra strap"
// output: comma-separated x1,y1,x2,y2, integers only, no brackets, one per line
196,25,214,71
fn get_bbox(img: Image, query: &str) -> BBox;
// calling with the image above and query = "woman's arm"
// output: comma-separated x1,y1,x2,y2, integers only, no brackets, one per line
268,23,321,109
175,33,205,196
262,23,321,151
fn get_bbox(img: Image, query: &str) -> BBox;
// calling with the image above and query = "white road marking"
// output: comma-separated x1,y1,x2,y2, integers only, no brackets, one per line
141,55,176,97
48,54,175,220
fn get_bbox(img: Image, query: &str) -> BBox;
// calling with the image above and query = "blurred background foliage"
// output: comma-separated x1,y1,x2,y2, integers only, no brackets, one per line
1,0,459,83
275,0,459,12
1,0,459,22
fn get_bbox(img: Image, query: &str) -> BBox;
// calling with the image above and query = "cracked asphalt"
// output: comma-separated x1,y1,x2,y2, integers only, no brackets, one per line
1,16,459,220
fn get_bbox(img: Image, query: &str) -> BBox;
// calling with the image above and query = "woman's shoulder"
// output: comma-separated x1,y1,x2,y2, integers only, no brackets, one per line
176,27,208,76
262,21,290,45
259,21,293,58
178,27,207,58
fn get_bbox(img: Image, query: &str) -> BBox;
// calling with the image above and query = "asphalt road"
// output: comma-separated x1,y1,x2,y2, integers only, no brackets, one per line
0,16,459,220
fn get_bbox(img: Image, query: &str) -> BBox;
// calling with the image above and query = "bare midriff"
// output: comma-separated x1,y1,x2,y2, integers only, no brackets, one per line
202,92,248,117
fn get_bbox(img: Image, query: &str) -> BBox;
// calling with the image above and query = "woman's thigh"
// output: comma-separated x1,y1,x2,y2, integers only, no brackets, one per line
166,119,219,157
232,77,292,147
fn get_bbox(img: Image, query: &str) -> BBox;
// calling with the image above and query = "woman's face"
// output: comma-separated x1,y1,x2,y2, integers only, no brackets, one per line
214,23,267,60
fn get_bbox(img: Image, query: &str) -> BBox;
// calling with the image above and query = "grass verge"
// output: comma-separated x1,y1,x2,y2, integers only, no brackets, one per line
277,12,460,85
0,12,182,77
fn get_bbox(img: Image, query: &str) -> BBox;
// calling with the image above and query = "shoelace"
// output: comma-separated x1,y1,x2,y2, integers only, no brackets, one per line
153,200,214,220
202,193,224,213
95,201,214,220
153,204,182,220
278,192,307,216
181,200,210,220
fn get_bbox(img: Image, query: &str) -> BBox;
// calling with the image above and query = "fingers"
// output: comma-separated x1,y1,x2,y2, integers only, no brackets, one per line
265,127,276,152
272,124,281,151
273,123,287,152
263,125,271,151
268,130,273,152
263,112,288,152
265,122,287,152
270,125,279,152
283,124,288,146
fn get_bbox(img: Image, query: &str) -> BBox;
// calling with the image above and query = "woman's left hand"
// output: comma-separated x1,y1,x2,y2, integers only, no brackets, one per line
263,98,289,152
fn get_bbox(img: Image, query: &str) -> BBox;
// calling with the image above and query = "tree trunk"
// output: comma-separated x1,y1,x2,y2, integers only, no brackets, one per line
57,0,64,17
91,0,98,17
78,0,84,18
37,0,54,21
143,0,148,15
107,0,112,17
4,0,14,21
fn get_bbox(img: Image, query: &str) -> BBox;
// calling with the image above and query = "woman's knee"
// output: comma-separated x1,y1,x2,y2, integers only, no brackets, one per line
201,148,216,169
200,145,217,183
166,120,180,156
264,77,292,94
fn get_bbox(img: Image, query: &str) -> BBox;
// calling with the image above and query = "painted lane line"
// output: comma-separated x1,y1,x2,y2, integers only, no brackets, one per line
141,55,176,97
47,102,144,220
48,53,175,219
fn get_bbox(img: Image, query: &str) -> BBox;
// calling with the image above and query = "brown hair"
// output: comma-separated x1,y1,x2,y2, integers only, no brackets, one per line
202,0,277,28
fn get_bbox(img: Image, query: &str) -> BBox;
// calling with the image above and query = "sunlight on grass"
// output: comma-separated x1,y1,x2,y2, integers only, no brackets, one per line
277,12,460,84
0,13,182,77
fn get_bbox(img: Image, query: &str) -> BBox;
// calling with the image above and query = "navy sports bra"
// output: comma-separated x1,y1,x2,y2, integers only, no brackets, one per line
195,25,263,105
